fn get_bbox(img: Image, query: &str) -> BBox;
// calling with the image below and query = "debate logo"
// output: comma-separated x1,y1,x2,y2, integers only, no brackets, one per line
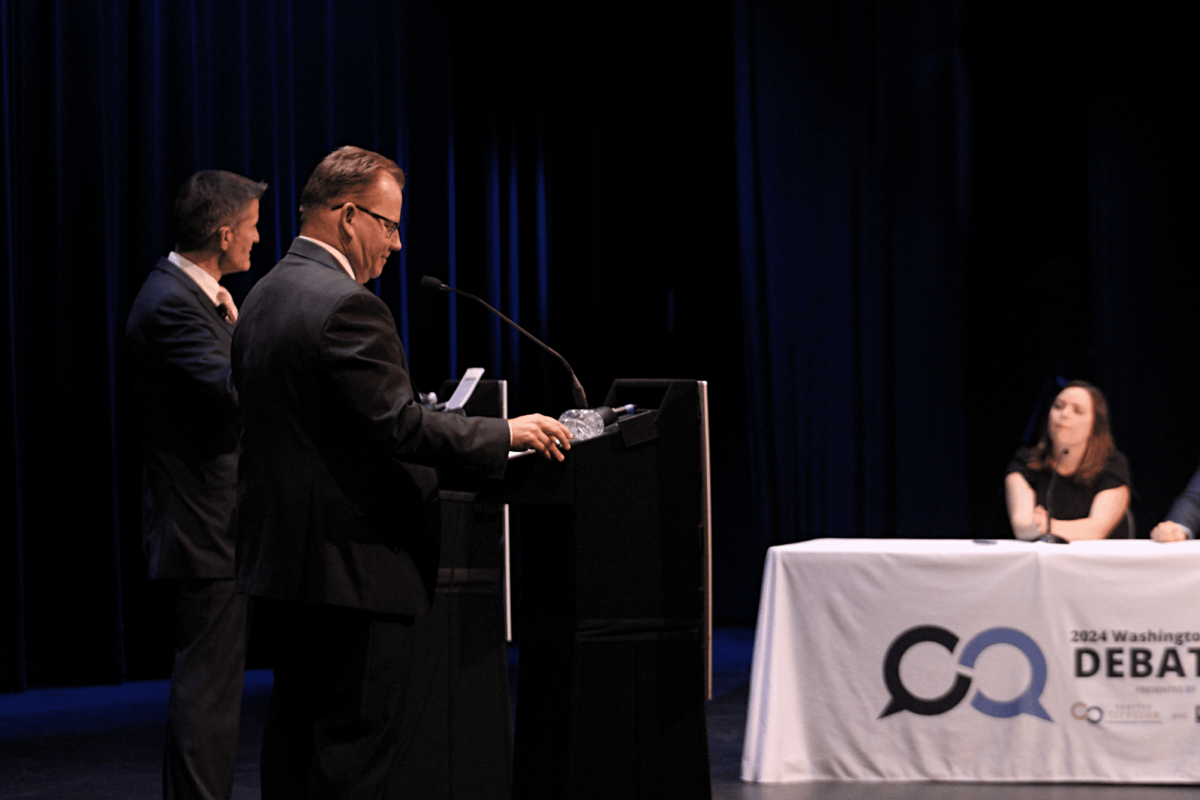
881,625,1052,721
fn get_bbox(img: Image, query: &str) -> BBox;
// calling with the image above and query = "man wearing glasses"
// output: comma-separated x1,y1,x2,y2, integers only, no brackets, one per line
231,146,572,797
126,170,266,800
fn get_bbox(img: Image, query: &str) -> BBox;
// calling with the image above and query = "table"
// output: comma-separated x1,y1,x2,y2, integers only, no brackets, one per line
742,538,1200,783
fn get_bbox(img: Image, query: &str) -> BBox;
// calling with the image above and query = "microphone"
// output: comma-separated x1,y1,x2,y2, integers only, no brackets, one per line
421,276,588,408
420,275,447,292
1042,447,1069,543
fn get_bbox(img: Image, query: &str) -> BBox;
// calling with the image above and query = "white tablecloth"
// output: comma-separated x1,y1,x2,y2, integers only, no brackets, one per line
742,538,1200,783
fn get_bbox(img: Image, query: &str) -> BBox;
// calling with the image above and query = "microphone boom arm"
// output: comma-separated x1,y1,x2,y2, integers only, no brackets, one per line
424,277,587,408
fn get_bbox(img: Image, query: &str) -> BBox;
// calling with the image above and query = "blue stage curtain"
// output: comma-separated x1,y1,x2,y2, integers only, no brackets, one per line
0,0,743,690
733,0,971,556
4,0,1196,687
0,0,576,691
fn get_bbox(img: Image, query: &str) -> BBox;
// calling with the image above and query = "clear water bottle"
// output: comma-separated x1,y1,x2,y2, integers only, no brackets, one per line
558,408,604,441
558,404,635,442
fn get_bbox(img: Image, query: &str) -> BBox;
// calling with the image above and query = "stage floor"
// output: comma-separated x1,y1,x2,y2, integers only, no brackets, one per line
1,626,1195,799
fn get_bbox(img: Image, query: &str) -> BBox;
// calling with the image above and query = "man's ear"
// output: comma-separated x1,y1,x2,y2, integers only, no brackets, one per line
336,205,357,246
218,225,234,252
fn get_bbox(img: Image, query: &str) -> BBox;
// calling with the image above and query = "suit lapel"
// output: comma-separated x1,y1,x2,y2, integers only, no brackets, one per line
156,257,234,330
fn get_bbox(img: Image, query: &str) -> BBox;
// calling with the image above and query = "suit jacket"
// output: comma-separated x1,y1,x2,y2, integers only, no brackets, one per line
232,238,510,617
126,257,239,579
1165,463,1200,535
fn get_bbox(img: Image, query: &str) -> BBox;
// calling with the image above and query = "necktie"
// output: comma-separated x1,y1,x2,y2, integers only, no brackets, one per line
216,288,238,324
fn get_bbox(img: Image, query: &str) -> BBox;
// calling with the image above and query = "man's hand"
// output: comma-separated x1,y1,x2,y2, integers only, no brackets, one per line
1151,520,1191,543
508,414,574,461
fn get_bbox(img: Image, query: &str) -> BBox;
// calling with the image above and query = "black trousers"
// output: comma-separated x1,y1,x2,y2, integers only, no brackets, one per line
259,600,425,800
164,578,249,800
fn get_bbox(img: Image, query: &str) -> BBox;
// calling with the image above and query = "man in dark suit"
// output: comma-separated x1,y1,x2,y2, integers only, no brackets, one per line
232,145,571,798
126,171,267,800
1151,464,1200,542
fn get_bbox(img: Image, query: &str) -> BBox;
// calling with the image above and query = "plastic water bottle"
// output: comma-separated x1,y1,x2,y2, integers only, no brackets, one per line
558,409,604,441
558,404,635,442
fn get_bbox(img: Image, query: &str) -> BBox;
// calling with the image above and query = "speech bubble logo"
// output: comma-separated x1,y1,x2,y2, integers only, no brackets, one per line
958,627,1052,721
880,625,972,718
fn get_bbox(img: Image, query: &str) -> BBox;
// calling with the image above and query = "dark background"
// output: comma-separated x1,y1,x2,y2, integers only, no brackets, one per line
2,0,1196,691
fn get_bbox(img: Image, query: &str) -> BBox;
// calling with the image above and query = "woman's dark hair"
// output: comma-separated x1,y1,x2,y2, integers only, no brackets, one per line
1026,380,1115,483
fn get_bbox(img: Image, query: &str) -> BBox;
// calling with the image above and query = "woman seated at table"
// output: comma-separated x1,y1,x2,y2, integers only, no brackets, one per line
1005,380,1131,541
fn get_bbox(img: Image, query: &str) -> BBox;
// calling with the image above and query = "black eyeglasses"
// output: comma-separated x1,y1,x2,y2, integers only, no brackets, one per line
331,202,400,237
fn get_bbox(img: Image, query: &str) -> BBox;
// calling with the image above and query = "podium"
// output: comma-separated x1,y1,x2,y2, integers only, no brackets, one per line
484,379,713,800
385,379,514,800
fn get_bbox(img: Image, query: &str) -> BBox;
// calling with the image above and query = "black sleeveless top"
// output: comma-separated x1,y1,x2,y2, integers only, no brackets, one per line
1007,449,1131,520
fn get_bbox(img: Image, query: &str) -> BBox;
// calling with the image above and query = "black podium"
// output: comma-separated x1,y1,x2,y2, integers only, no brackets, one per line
384,379,514,799
486,378,713,800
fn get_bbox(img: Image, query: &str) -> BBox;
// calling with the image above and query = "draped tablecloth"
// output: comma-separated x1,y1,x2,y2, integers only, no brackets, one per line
743,538,1200,783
